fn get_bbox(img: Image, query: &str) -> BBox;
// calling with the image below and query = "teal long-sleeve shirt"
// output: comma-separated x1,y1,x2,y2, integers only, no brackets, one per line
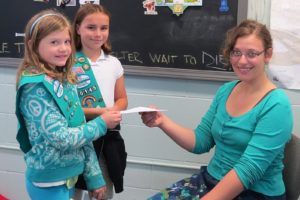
193,80,293,196
18,83,107,190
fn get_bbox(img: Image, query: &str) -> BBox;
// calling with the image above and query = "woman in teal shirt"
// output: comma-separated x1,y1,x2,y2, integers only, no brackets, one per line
140,20,293,200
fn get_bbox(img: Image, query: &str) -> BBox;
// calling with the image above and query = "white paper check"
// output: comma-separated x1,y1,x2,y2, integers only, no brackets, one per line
120,106,167,114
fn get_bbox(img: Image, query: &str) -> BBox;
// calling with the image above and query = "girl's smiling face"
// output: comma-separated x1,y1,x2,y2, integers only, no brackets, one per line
76,12,110,52
38,28,72,68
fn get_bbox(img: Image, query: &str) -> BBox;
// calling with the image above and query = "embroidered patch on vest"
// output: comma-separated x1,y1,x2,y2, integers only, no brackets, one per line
78,57,85,63
83,64,90,70
77,74,91,89
53,80,64,98
82,95,97,108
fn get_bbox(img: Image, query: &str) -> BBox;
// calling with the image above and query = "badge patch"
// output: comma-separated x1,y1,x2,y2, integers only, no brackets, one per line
83,64,90,70
72,67,85,74
53,80,64,98
78,57,85,63
77,74,91,88
82,95,97,108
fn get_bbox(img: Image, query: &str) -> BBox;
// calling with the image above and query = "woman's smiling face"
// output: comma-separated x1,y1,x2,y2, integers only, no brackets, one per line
230,34,272,81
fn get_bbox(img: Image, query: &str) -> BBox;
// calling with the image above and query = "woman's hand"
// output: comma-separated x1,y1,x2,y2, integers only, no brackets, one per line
140,110,164,128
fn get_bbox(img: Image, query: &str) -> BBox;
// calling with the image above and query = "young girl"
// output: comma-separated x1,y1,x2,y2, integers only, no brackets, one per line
72,4,128,200
15,9,121,200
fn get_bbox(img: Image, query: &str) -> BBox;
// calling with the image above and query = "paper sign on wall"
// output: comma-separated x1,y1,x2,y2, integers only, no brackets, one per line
143,0,229,16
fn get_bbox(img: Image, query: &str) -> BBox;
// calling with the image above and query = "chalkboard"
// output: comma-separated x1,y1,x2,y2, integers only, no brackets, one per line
0,1,78,58
0,0,246,80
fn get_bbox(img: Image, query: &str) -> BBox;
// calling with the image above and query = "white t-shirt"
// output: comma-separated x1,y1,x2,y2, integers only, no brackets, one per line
88,50,124,108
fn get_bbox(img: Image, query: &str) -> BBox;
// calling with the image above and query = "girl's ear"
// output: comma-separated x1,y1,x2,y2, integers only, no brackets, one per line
27,39,33,49
264,48,273,64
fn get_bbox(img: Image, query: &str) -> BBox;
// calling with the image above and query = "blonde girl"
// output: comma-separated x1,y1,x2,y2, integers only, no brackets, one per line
16,9,121,200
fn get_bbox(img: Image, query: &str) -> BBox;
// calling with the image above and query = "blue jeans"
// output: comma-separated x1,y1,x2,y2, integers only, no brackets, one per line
26,178,74,200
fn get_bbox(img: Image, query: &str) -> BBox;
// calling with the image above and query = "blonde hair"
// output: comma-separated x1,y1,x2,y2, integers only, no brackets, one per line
16,9,76,88
73,4,112,54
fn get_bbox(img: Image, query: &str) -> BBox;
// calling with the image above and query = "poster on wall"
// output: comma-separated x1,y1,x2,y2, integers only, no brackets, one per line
142,0,230,16
143,0,203,15
268,0,300,89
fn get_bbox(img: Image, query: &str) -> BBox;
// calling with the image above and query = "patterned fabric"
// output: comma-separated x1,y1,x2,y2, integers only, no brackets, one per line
17,81,107,190
148,167,211,200
148,167,286,200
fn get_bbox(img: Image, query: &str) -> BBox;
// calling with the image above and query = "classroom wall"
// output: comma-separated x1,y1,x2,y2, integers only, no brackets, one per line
1,1,300,199
0,64,300,200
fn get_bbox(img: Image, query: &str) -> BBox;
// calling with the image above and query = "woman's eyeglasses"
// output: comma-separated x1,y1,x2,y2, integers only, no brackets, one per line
230,49,265,60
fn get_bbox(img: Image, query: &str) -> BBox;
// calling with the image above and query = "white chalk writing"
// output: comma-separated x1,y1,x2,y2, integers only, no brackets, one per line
0,42,24,55
112,51,143,64
149,53,178,64
0,43,10,53
111,50,228,70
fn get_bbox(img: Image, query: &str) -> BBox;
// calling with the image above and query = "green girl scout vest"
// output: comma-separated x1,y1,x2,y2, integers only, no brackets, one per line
73,52,106,109
16,72,85,153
